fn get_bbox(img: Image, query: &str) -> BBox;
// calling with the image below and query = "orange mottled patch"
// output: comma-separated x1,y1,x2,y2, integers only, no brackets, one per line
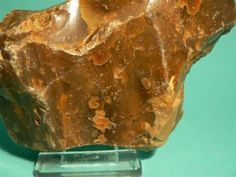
141,77,152,90
31,78,44,91
57,93,68,112
89,50,111,66
57,93,73,146
92,110,112,133
18,12,51,32
88,96,100,109
178,0,202,15
104,95,112,104
93,134,107,143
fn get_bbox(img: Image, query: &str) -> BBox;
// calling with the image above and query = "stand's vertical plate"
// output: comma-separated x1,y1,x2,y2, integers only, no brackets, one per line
34,149,142,177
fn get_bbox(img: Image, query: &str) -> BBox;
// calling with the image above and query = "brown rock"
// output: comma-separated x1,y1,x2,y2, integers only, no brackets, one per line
0,0,235,151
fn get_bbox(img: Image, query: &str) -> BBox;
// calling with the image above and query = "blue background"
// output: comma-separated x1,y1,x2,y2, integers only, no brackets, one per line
0,1,235,177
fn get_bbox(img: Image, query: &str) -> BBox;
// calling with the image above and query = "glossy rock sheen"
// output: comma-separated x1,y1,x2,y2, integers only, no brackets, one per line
0,0,235,151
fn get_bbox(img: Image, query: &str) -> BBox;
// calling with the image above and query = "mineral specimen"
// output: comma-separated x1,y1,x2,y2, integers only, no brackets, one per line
0,0,235,151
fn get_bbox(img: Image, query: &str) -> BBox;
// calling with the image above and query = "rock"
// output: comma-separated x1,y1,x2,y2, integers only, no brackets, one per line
0,0,235,151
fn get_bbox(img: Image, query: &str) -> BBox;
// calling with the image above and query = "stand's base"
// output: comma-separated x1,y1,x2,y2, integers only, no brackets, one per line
34,148,142,177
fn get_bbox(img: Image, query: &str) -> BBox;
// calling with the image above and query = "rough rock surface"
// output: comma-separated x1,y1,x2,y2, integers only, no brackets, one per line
0,0,235,151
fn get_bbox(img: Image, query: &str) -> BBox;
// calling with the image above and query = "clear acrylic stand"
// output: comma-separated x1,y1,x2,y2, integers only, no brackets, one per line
34,147,142,177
